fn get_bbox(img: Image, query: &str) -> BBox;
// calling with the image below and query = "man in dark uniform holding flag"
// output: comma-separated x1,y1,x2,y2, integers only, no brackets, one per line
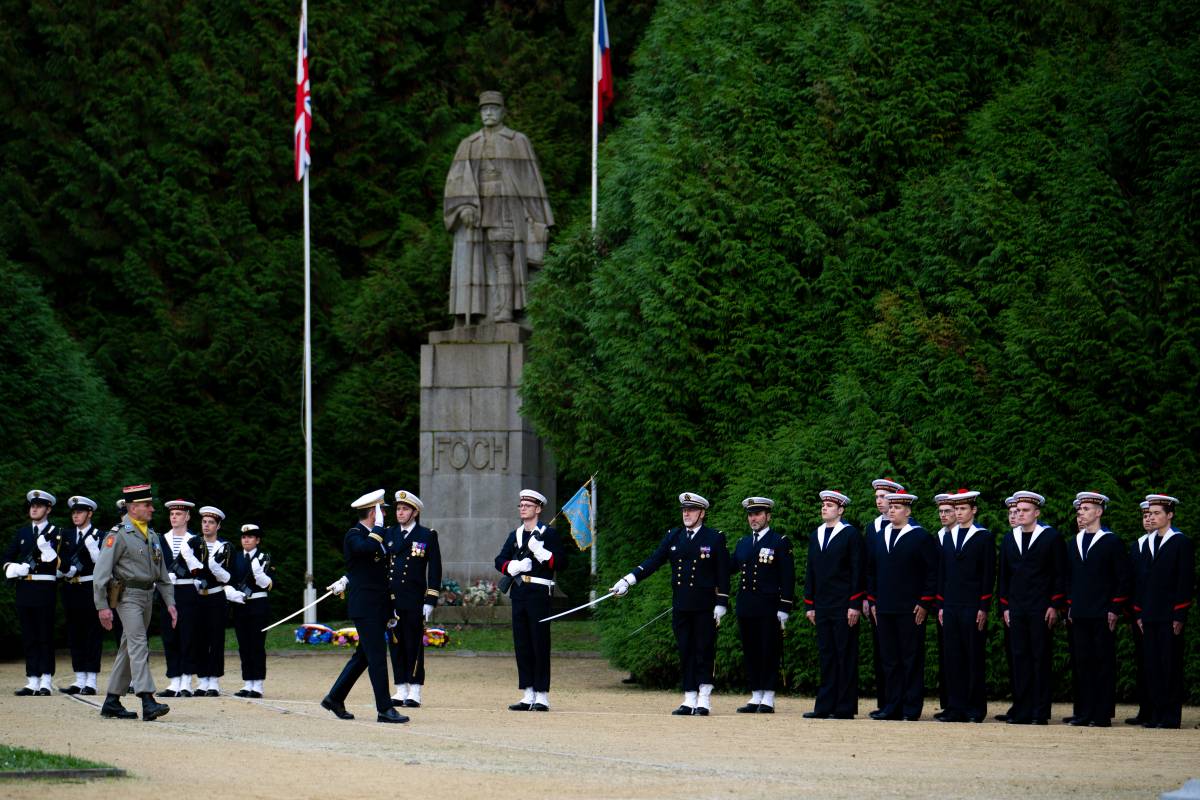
386,490,441,709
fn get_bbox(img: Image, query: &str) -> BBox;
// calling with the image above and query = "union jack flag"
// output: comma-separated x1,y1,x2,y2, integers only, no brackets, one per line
294,2,311,181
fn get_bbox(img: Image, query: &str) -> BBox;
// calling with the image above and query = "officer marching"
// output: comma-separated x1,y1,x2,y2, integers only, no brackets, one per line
229,523,274,697
3,489,62,696
58,495,105,695
612,492,730,716
386,490,442,709
92,483,176,720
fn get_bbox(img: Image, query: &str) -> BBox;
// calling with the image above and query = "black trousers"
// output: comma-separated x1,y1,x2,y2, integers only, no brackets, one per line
1128,620,1148,722
942,607,987,719
233,600,269,681
869,614,886,709
63,585,103,673
935,619,948,711
194,591,226,677
737,613,782,692
877,612,926,719
389,607,426,685
329,611,394,713
168,585,199,676
673,607,717,692
17,604,56,677
1142,621,1186,728
1008,609,1054,722
511,593,552,692
814,609,859,716
1070,617,1115,723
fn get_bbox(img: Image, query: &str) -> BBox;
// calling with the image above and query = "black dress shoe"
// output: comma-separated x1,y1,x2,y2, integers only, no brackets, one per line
36,688,51,696
508,702,532,711
994,713,1009,722
179,690,193,697
1062,715,1076,724
830,713,854,720
868,709,890,720
248,691,263,699
377,708,409,723
234,689,251,697
693,706,710,716
967,716,983,723
1034,719,1048,725
1006,718,1032,725
14,687,35,696
933,711,947,721
902,716,921,721
140,694,170,722
321,696,354,720
532,703,550,712
62,685,82,695
1124,717,1144,726
1142,722,1161,728
756,705,774,714
403,699,421,708
157,689,180,698
937,713,965,723
671,705,694,716
1068,718,1089,726
81,687,96,696
737,703,761,714
802,711,826,719
100,695,137,719
205,689,220,697
1090,720,1111,728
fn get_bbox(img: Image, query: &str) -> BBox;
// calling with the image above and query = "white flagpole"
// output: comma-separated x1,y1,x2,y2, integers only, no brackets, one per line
301,0,316,623
591,0,599,231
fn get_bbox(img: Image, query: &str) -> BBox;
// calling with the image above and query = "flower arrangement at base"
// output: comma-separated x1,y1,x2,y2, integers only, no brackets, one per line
423,627,449,648
332,626,359,647
295,623,334,644
463,578,500,607
440,578,463,607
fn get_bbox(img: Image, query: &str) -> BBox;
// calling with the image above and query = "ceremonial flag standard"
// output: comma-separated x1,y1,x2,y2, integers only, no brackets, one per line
294,3,311,181
595,0,614,125
563,484,594,550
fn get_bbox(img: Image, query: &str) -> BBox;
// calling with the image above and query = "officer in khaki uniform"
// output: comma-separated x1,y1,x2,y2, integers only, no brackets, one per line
93,483,177,720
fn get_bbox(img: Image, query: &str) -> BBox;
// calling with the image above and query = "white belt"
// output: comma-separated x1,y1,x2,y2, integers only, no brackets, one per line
198,587,225,596
24,574,56,582
248,591,268,600
520,576,554,587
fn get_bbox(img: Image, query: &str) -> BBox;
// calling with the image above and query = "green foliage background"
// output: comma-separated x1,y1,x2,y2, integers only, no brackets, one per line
523,0,1200,702
0,0,1196,703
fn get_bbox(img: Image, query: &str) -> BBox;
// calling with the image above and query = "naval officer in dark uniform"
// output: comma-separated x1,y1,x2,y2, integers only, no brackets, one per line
863,477,904,713
322,489,408,723
803,490,864,719
386,490,441,708
613,492,731,715
731,496,794,714
3,489,62,696
59,495,105,695
495,488,566,711
229,523,274,698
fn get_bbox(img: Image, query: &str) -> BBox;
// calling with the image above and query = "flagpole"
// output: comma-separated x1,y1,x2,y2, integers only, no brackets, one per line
301,0,315,623
591,0,599,231
590,476,597,602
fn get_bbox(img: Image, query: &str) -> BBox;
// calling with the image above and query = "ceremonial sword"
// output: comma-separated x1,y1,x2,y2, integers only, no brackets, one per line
623,606,672,638
261,589,335,632
538,590,616,623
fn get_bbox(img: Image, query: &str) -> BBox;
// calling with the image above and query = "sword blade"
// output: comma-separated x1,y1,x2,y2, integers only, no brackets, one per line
538,591,616,623
624,605,672,638
261,589,334,632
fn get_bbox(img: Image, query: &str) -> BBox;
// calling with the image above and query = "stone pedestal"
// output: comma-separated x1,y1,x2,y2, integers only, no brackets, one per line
420,323,555,587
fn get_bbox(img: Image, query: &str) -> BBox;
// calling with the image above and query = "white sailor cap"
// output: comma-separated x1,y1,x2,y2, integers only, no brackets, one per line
393,490,424,513
678,492,710,510
1073,490,1109,508
1012,490,1046,507
67,495,97,511
947,488,981,503
818,490,851,507
26,489,56,507
1144,493,1180,509
1003,495,1017,508
742,496,775,512
240,524,261,536
198,505,225,521
164,499,196,510
351,489,386,510
519,489,547,506
934,493,953,505
872,478,905,492
1139,500,1150,511
884,491,918,505
115,499,126,511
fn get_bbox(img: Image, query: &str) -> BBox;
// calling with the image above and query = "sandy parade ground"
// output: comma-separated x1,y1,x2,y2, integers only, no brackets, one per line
1,650,1197,800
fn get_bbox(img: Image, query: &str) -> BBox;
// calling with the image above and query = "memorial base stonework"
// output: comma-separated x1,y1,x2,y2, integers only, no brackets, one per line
419,322,555,587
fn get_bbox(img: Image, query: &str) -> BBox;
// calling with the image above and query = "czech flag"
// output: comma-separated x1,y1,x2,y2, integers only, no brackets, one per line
596,0,614,125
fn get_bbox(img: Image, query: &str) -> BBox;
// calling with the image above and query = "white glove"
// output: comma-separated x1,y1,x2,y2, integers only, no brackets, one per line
713,605,727,625
223,585,246,604
612,573,637,596
208,550,231,583
506,558,533,576
326,575,349,594
84,533,100,561
251,557,271,588
7,563,30,579
777,611,789,629
528,536,552,563
423,604,433,622
36,534,57,563
64,564,78,579
180,540,203,571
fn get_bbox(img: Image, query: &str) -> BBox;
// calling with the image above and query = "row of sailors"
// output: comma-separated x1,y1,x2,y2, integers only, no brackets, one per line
2,491,274,700
607,484,1192,727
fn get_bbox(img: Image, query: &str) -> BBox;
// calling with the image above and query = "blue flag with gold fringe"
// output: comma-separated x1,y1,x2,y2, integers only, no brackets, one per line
563,484,592,550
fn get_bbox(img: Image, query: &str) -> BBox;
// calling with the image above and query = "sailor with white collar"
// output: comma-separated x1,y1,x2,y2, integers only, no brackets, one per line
1136,494,1193,728
386,490,441,709
495,488,565,712
1064,490,1129,727
931,492,954,718
997,490,1066,725
612,492,730,716
934,488,994,723
863,477,904,714
158,498,199,697
58,495,105,695
802,490,863,719
3,489,62,696
731,496,794,715
185,505,239,696
1124,499,1155,726
230,524,274,698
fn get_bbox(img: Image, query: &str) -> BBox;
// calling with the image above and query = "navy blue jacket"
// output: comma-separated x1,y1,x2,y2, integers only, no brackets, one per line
1135,531,1194,624
998,524,1067,614
344,522,390,618
867,520,937,614
495,523,566,601
803,522,865,612
229,548,274,612
387,523,442,610
732,527,795,617
936,524,995,613
58,524,100,610
3,523,61,607
632,525,730,612
1066,529,1129,619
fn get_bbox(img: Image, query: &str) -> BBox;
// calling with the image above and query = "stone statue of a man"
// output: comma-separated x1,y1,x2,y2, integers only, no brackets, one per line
443,91,554,325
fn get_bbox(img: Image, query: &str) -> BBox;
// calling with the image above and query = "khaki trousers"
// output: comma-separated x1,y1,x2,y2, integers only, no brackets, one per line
105,587,156,695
